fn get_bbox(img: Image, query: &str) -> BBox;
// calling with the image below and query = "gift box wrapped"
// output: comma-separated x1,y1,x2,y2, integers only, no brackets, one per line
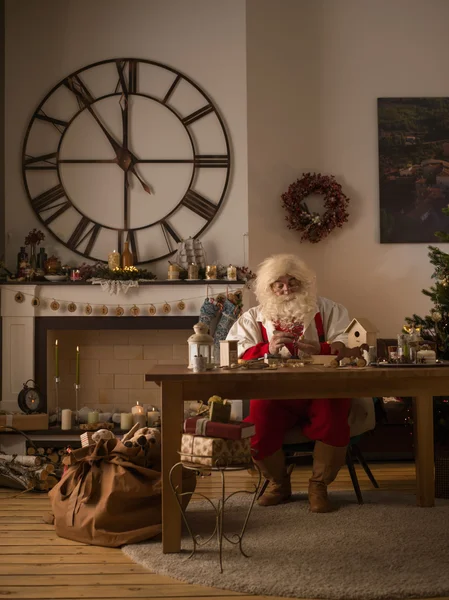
184,416,255,440
180,434,252,467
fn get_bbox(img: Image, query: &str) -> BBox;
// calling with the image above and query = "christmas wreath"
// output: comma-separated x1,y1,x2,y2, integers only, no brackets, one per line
281,172,350,243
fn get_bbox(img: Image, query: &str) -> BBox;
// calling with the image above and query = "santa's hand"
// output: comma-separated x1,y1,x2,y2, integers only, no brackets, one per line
295,338,321,355
269,331,296,354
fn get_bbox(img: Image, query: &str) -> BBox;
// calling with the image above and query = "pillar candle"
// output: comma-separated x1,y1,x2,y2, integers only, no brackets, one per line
61,409,72,430
147,408,161,426
87,411,99,424
55,339,59,378
108,249,120,270
120,413,133,430
133,413,147,427
75,346,80,385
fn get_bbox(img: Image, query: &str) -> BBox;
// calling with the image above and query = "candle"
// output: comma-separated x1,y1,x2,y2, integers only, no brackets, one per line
227,265,237,281
55,339,59,378
132,401,146,426
87,411,99,424
108,249,121,271
205,264,217,280
120,412,133,430
147,408,161,426
61,409,72,430
75,346,80,385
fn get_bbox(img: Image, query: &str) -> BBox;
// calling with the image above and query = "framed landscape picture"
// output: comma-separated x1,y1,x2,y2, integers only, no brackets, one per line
378,97,449,243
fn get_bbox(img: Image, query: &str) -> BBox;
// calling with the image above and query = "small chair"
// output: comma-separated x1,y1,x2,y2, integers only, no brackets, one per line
258,397,379,504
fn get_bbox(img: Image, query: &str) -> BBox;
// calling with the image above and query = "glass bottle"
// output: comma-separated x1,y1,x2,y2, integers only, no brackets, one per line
38,247,47,270
17,247,28,276
122,240,133,268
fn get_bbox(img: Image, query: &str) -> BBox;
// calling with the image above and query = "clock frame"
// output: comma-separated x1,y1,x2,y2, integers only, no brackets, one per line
22,58,231,265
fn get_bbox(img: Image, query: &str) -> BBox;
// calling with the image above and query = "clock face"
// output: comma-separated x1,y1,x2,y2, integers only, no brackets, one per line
25,389,40,411
22,59,231,264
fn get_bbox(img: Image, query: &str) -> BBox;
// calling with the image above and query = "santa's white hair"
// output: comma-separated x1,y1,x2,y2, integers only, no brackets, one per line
254,254,317,324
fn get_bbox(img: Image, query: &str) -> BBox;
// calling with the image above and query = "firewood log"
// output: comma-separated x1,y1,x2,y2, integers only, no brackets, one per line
34,468,48,482
46,475,58,489
0,455,42,467
47,452,59,463
27,447,36,455
44,463,55,474
37,447,46,456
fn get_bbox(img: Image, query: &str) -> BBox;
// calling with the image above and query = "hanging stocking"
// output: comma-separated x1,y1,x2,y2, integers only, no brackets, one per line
199,297,222,336
213,297,243,360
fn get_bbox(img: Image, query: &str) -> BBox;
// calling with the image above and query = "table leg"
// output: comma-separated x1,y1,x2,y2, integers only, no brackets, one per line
161,381,184,553
413,394,435,507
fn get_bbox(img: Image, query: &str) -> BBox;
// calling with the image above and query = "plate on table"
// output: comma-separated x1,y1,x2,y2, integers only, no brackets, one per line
44,275,68,282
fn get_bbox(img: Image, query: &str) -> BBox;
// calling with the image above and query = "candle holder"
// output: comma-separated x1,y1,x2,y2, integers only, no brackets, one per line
74,383,81,426
54,376,60,425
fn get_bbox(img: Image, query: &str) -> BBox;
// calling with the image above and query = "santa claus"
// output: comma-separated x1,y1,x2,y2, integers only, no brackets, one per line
226,253,351,512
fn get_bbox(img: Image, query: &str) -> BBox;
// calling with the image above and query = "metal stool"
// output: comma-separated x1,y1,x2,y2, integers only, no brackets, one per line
169,458,262,573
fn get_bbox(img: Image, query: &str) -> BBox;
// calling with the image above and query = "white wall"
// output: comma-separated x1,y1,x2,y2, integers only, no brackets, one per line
247,0,449,337
5,0,248,277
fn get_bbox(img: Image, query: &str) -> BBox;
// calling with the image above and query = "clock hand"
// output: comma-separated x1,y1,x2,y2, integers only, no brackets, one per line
128,164,152,194
85,105,126,166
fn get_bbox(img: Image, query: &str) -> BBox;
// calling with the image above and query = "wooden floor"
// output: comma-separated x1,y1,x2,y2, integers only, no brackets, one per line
0,461,446,600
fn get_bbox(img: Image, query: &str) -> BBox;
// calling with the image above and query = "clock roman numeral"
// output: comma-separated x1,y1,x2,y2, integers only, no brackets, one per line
161,220,181,251
116,60,138,95
194,154,229,168
31,184,72,225
163,74,181,104
181,190,217,221
24,152,58,170
67,217,101,255
182,104,214,126
35,112,68,133
64,75,96,110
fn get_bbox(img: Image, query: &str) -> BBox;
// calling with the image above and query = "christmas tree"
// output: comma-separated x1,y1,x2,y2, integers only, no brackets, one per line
405,214,449,453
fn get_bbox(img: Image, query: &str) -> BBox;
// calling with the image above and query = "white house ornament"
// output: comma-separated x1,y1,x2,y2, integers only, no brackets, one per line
148,304,157,316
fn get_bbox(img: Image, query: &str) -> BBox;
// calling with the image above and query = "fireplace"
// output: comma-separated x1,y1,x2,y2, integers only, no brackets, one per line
1,282,241,413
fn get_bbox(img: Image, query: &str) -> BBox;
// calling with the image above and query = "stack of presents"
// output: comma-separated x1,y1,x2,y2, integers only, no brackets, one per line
180,396,255,468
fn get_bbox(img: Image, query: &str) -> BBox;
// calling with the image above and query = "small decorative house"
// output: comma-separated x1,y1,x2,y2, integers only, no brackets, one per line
344,318,378,348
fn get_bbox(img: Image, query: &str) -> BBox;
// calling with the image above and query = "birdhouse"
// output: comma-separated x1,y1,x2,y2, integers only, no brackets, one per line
344,318,378,348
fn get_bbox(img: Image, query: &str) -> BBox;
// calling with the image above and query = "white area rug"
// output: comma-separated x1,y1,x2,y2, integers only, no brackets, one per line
123,491,449,599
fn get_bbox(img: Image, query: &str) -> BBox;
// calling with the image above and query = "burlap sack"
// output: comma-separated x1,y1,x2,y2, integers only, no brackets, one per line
48,437,195,547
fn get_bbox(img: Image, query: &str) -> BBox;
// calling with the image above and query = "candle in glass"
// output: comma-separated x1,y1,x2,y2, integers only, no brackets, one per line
55,339,59,378
75,346,80,385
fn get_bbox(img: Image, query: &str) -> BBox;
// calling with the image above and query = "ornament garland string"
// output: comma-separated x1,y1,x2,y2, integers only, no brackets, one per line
281,172,350,243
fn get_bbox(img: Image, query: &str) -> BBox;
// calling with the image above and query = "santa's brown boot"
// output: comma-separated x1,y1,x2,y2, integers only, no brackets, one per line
254,449,291,507
308,441,347,513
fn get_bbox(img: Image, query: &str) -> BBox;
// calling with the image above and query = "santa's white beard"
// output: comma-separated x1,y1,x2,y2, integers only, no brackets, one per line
260,291,316,325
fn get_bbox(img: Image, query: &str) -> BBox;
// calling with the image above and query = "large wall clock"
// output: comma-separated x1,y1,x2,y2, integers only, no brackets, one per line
21,58,231,264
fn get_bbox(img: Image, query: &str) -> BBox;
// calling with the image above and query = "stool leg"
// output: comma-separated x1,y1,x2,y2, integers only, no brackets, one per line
257,478,269,500
352,444,379,489
346,447,363,505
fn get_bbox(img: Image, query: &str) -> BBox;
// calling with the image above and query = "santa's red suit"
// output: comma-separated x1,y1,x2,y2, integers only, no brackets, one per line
240,313,351,460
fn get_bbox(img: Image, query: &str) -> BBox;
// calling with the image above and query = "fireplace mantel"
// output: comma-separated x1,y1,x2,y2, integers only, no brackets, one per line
0,282,242,411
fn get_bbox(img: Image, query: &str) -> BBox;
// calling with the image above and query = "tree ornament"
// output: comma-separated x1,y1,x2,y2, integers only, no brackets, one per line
432,311,443,323
15,292,25,303
84,304,92,315
115,306,124,317
162,302,171,314
177,300,186,311
50,299,60,311
31,296,40,307
100,305,109,315
68,302,77,313
130,304,140,317
281,172,349,243
148,304,156,316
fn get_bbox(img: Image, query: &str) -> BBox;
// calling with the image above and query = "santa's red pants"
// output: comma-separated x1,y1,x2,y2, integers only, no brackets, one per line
246,398,351,460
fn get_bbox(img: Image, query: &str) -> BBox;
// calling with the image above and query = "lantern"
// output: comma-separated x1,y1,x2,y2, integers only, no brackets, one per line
187,322,214,369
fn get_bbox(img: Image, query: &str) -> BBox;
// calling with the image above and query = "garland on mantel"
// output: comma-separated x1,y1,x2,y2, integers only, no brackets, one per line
11,287,244,318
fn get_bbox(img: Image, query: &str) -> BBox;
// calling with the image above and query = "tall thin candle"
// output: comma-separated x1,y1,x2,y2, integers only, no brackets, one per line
55,339,59,378
75,346,80,385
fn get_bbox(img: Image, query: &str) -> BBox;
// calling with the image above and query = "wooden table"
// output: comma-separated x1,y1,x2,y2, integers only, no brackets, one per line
145,364,449,553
